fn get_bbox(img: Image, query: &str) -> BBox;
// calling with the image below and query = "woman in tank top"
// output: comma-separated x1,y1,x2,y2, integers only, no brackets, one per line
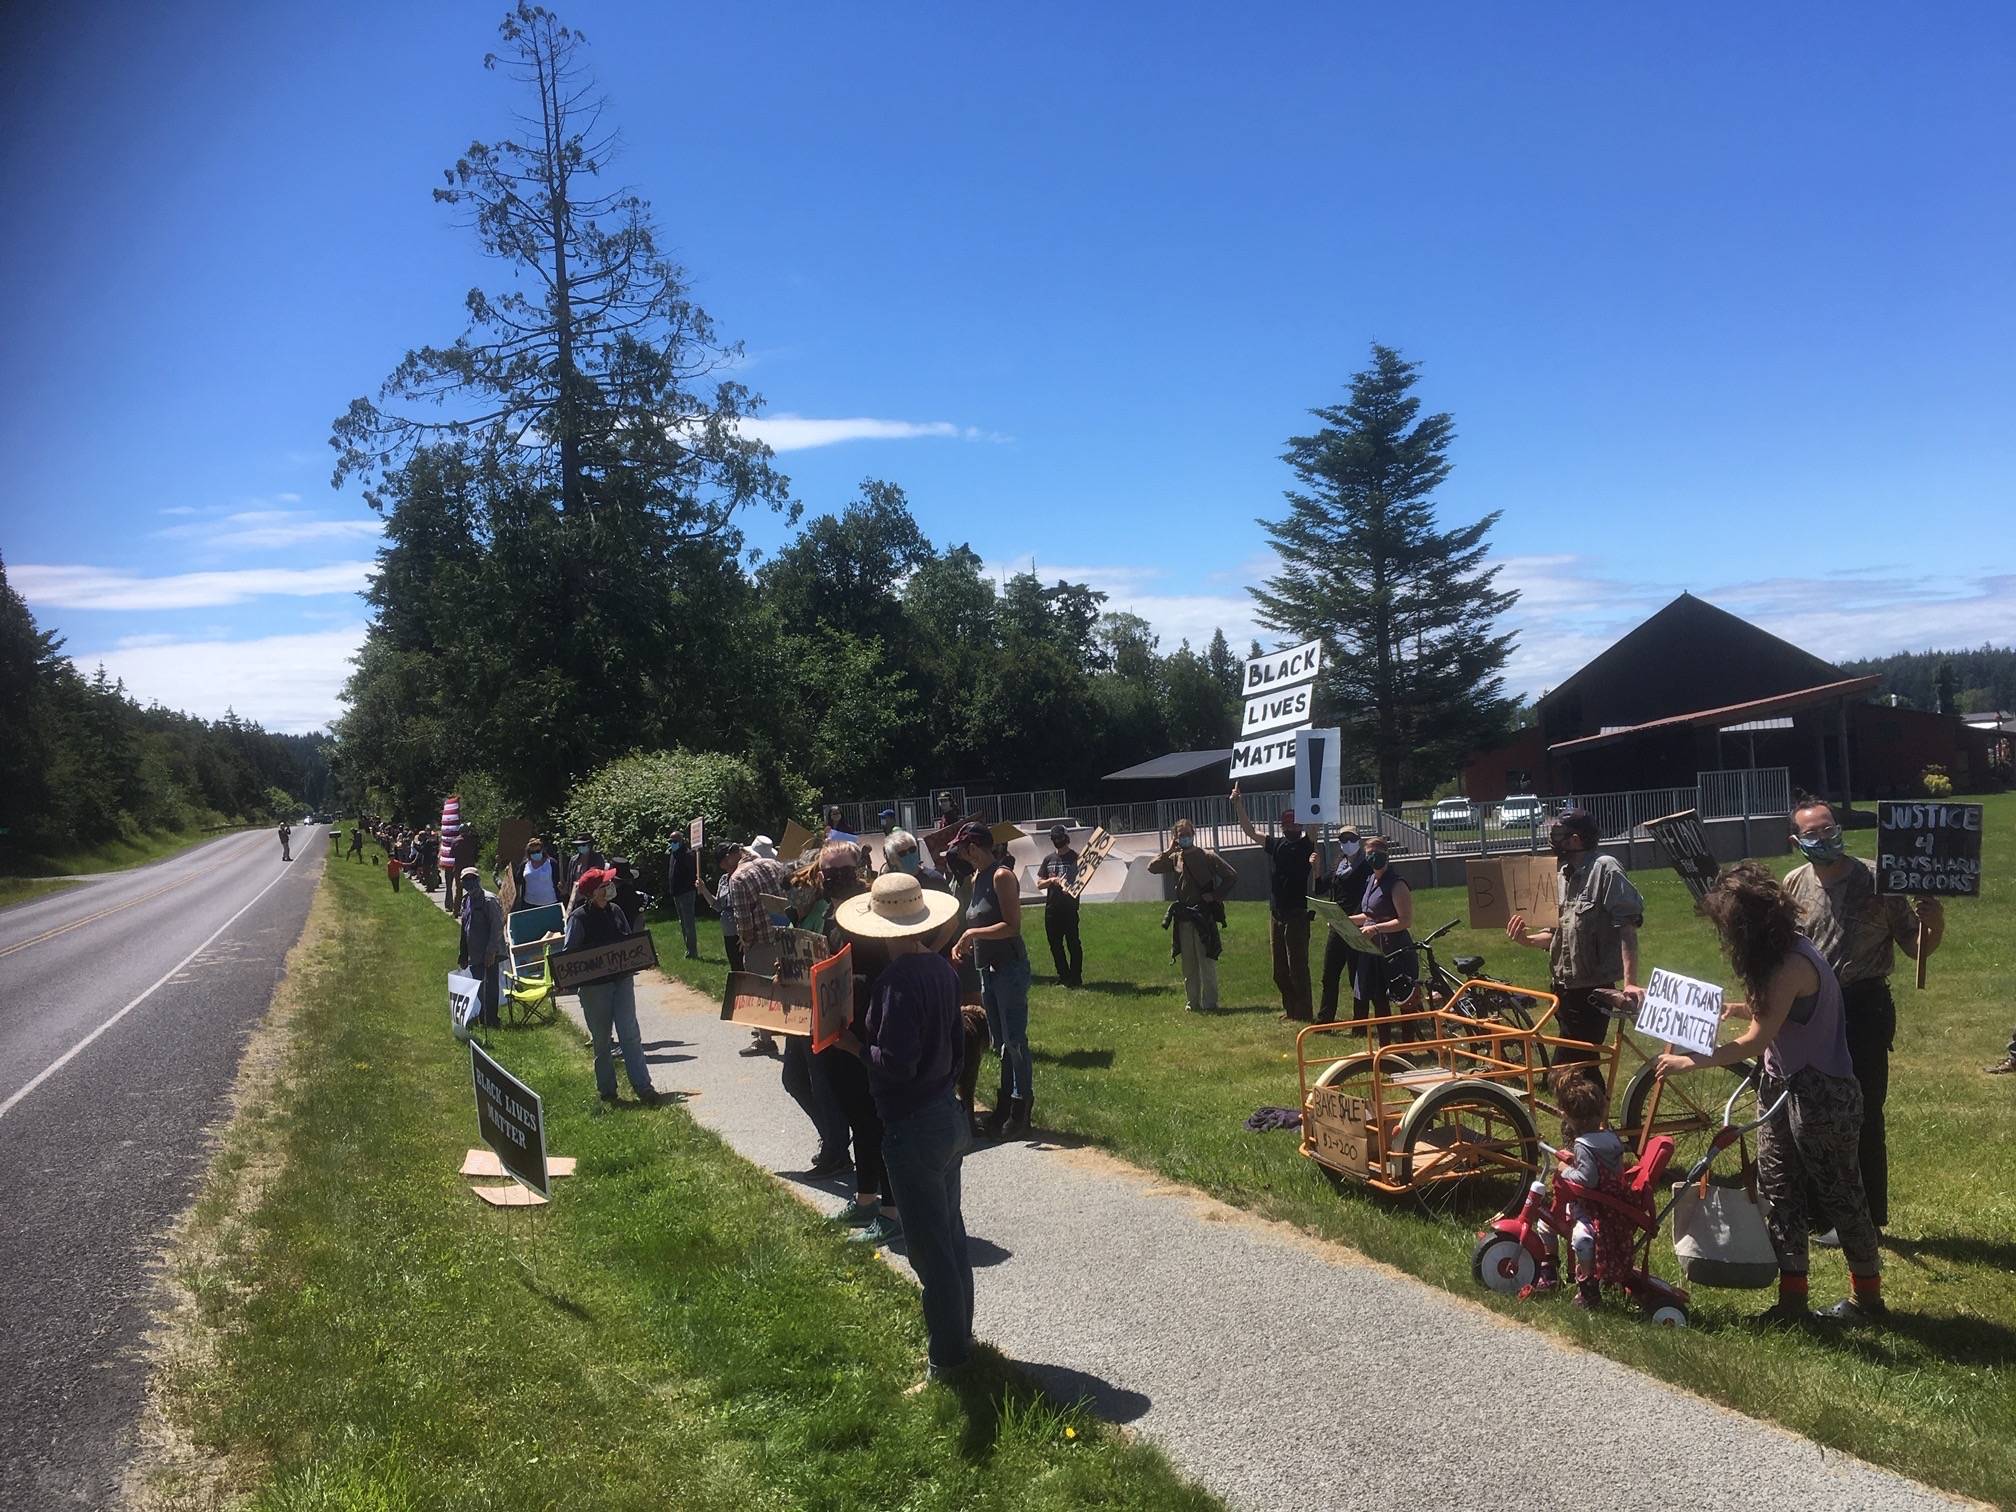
947,821,1033,1140
1633,863,1883,1326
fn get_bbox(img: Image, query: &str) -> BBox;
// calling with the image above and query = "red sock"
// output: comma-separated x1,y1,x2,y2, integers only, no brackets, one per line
1779,1272,1809,1307
1852,1273,1882,1302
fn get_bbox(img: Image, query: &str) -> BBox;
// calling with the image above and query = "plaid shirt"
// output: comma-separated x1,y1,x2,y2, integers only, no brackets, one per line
728,857,791,949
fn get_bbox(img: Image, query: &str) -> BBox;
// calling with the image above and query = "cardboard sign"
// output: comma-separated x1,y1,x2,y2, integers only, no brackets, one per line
1241,683,1312,737
776,926,830,982
1643,808,1719,903
1307,896,1377,953
920,820,961,866
1294,726,1344,825
688,816,706,852
810,943,854,1052
779,821,815,862
721,971,813,1036
498,817,535,870
1067,828,1116,900
1635,968,1722,1059
1230,725,1306,778
1875,801,1984,897
471,1040,549,1199
1242,638,1323,696
989,822,1025,846
549,929,659,992
1465,855,1560,931
448,968,483,1039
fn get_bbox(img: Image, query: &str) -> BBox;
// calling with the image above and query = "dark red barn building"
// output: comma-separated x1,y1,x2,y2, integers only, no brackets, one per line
1464,594,1997,803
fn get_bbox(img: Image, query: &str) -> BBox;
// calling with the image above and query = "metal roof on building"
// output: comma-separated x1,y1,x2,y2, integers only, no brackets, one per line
1102,749,1234,782
1547,676,1883,754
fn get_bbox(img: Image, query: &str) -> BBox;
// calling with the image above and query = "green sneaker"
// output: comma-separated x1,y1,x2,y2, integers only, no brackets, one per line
848,1214,902,1247
827,1199,879,1229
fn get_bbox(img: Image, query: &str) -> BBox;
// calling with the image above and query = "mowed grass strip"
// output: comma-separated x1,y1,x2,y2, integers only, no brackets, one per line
655,799,2016,1505
151,852,1216,1512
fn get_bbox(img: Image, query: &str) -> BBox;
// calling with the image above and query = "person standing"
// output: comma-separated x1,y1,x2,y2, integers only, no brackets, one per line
348,825,364,863
1232,784,1317,1021
457,866,506,1030
834,873,974,1381
1318,826,1372,1024
879,807,915,872
1348,835,1417,1043
1782,797,1942,1234
1034,825,1084,987
947,822,1033,1138
709,843,746,973
1148,818,1240,1013
1645,864,1884,1325
277,821,292,862
667,829,701,958
1506,807,1642,1084
563,832,607,899
512,836,563,915
564,868,659,1105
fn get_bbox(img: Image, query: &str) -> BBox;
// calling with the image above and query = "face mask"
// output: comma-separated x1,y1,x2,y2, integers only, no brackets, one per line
529,850,542,861
1177,835,1195,849
1341,841,1361,857
1369,851,1389,871
575,844,589,854
892,850,920,875
822,870,856,897
1795,835,1847,864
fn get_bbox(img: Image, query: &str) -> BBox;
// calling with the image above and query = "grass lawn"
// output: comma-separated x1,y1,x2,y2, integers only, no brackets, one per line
0,876,85,910
2,821,249,881
147,852,1216,1511
654,797,2016,1506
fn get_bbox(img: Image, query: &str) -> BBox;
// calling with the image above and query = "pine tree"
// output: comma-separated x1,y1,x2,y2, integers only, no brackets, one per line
1250,345,1518,800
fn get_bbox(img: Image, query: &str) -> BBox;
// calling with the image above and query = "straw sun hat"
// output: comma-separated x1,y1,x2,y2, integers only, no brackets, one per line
834,872,962,939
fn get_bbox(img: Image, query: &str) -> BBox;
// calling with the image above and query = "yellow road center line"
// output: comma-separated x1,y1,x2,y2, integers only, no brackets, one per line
0,868,208,961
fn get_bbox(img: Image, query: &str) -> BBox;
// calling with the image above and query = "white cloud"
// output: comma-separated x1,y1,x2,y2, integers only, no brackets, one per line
70,623,366,735
13,562,374,611
738,415,1003,452
158,505,199,517
155,508,381,551
114,632,181,649
983,558,1267,652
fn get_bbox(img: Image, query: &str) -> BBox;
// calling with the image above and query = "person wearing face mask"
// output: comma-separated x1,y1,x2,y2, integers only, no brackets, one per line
563,867,660,1105
879,807,915,872
666,827,701,958
563,832,607,902
709,843,747,974
1318,826,1373,1024
512,835,562,914
1034,824,1085,988
1232,783,1318,1022
1149,817,1240,1013
1348,835,1417,1043
947,822,1035,1138
1782,797,1942,1235
1507,807,1643,1085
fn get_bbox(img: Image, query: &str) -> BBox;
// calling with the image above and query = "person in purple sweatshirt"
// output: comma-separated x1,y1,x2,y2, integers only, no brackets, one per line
833,872,973,1383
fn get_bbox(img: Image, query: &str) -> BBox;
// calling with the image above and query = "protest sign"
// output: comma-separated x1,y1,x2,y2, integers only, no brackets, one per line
1875,801,1983,898
1635,968,1722,1059
810,943,854,1052
1643,808,1720,902
776,926,830,982
1307,896,1376,953
1465,855,1559,931
471,1040,549,1198
721,971,813,1035
549,929,658,992
1241,683,1312,737
920,820,960,865
778,821,815,861
1230,725,1305,778
1293,727,1343,825
1242,638,1323,696
498,817,535,871
990,822,1025,846
688,816,706,852
448,968,483,1039
1067,827,1116,900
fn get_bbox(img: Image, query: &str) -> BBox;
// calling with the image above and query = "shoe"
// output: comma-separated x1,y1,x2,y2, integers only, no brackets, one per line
1823,1296,1889,1325
737,1041,769,1057
848,1214,901,1247
1750,1300,1812,1328
685,950,699,959
1986,1055,2016,1075
827,1199,880,1228
1001,1096,1031,1139
1572,1280,1601,1310
1813,1228,1841,1248
805,1148,852,1177
981,1068,1012,1138
598,1091,619,1105
636,1089,661,1107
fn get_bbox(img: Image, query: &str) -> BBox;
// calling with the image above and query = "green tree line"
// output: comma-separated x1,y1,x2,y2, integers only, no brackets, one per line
0,555,331,864
1839,645,2016,716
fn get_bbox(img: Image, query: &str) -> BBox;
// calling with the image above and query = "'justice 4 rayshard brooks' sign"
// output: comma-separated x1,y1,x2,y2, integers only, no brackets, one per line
1231,638,1322,777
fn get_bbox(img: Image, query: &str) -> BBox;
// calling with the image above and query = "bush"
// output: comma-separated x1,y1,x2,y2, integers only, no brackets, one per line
559,750,811,864
1923,764,1954,798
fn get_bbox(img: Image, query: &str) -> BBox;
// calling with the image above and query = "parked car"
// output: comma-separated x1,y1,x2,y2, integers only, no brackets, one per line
1493,796,1548,829
1428,797,1477,831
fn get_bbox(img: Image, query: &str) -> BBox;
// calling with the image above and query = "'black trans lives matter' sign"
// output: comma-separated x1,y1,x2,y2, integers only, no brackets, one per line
471,1040,549,1198
1875,801,1983,898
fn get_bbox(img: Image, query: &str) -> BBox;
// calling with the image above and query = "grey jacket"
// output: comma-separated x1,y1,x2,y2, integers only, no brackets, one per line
461,891,506,969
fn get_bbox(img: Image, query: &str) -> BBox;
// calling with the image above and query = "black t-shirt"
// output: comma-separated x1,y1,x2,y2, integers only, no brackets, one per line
1263,834,1316,918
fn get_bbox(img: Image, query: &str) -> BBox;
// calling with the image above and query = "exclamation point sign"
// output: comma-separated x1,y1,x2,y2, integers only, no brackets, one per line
1305,734,1326,816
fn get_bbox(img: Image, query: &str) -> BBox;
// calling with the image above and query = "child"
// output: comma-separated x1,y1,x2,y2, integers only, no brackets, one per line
386,853,405,892
1552,1069,1626,1308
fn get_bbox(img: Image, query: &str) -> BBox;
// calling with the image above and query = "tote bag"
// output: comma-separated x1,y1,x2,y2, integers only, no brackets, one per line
1669,1146,1777,1288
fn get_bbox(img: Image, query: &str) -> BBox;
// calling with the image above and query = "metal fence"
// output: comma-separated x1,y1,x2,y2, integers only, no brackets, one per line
826,788,1071,837
1150,785,1379,850
1697,767,1792,820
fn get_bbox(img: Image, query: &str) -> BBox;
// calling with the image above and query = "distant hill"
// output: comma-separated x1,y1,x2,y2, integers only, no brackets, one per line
1840,644,2016,714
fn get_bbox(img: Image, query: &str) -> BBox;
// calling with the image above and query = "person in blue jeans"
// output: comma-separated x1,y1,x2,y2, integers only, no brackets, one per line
835,873,974,1380
946,822,1033,1139
564,867,659,1106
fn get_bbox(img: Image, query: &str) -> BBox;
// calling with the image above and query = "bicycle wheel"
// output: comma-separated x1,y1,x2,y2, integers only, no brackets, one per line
1619,1059,1757,1189
1395,1079,1540,1219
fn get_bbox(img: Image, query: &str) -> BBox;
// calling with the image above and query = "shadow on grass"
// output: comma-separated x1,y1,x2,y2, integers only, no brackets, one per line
514,1266,595,1323
943,1350,1153,1461
1032,1047,1116,1070
1883,1232,2016,1272
1073,980,1176,999
1735,1303,2016,1371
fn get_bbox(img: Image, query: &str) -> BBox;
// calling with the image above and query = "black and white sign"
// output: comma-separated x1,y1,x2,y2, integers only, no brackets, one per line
549,929,659,992
1643,808,1719,902
1293,726,1343,824
448,968,483,1040
1240,684,1312,737
1230,725,1305,778
1241,638,1323,696
470,1040,549,1198
1635,968,1722,1059
1875,801,1984,897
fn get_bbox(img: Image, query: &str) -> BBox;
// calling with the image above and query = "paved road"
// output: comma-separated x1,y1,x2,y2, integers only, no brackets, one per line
0,826,324,1511
608,970,1967,1512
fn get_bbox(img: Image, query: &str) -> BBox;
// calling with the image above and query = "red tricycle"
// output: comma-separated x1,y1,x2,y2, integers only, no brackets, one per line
1471,1070,1788,1327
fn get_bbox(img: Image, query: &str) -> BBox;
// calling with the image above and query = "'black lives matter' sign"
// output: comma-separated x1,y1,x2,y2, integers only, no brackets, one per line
471,1040,549,1198
1875,801,1983,898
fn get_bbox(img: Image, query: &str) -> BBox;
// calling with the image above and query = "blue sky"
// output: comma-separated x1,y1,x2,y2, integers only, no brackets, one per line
4,2,2011,732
